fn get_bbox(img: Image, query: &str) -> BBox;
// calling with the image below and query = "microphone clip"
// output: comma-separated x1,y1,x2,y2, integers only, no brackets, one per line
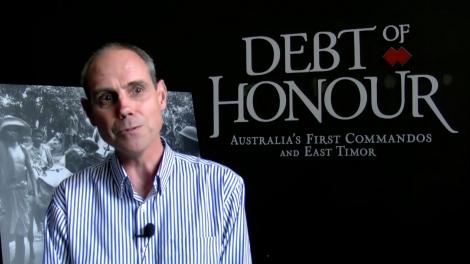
136,223,155,238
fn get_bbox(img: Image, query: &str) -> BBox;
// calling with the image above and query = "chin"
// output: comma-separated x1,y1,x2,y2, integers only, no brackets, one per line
116,142,145,155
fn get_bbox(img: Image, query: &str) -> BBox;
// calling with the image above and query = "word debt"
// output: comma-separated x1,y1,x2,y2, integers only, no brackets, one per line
209,71,458,138
242,25,411,76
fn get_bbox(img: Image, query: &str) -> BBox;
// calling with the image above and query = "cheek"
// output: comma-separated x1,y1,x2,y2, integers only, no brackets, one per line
92,109,113,125
143,103,163,122
153,108,165,127
92,114,115,135
99,120,114,134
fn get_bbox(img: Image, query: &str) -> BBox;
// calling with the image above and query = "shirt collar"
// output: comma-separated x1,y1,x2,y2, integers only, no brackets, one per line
156,138,175,194
110,137,175,198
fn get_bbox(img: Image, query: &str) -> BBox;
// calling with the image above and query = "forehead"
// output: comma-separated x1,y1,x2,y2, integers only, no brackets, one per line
3,125,20,131
88,48,151,87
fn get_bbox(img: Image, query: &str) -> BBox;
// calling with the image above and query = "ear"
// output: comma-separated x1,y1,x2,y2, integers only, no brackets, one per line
156,79,168,111
81,97,96,126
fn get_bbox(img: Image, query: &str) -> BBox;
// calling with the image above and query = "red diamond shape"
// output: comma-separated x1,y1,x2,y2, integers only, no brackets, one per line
383,47,412,66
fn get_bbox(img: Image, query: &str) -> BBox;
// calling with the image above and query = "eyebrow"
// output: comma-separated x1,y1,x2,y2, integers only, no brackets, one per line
125,80,147,89
91,80,148,95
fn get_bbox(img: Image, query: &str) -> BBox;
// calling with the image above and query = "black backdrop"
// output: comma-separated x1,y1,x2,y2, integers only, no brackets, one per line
1,1,468,262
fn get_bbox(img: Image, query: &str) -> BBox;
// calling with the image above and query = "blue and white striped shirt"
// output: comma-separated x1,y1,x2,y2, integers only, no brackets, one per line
43,143,252,263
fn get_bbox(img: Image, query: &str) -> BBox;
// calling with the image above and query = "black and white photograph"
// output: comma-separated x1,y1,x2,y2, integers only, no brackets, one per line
0,84,197,264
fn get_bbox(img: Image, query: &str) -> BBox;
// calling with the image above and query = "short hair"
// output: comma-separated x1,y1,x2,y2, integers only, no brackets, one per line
32,128,44,136
80,42,158,98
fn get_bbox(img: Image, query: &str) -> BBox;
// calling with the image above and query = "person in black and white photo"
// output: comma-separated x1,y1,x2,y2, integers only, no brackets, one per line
25,128,53,246
63,106,79,152
0,115,37,264
78,137,105,168
178,125,200,156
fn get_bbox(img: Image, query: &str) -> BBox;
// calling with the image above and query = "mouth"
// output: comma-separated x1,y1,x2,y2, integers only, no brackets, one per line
117,125,141,136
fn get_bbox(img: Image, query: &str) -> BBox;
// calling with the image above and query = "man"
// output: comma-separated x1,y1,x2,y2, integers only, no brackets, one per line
26,129,53,239
178,125,200,156
27,129,53,178
63,107,79,152
44,43,252,263
78,137,104,168
0,115,37,264
63,141,85,174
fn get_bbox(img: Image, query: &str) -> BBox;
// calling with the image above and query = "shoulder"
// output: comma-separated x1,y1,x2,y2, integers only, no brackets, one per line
20,145,32,157
172,152,244,187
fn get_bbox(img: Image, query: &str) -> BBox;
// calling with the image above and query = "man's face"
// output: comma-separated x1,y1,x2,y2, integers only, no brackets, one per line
32,132,43,145
2,126,20,142
81,48,167,158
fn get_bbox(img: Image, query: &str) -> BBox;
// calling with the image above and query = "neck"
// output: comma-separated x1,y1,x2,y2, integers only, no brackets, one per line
118,141,164,197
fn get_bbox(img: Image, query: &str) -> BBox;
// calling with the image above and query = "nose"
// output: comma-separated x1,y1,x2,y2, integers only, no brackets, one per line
117,93,133,119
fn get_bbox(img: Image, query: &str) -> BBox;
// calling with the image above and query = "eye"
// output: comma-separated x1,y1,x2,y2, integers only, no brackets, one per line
96,92,116,107
132,85,145,95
